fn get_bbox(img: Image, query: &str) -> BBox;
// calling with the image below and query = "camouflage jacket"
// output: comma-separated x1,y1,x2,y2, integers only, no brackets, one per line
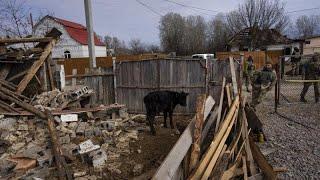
303,61,320,80
251,69,277,89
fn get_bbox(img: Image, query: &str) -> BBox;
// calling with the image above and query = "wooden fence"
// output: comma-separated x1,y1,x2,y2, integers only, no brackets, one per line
216,50,282,69
56,54,166,77
115,58,238,113
64,58,239,113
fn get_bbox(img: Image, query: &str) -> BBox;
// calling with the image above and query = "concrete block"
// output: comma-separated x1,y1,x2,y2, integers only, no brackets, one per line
78,140,100,154
60,134,71,144
89,149,107,171
61,114,78,122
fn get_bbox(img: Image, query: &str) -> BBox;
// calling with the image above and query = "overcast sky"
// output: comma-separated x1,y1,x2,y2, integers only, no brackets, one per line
27,0,320,44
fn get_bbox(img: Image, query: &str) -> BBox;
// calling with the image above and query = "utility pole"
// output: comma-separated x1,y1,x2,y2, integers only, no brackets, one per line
84,0,96,69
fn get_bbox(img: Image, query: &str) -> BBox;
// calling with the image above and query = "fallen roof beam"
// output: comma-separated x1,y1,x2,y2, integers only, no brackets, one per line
0,37,53,45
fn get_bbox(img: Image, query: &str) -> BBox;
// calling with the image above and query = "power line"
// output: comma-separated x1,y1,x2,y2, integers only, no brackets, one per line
162,0,220,13
135,0,163,17
286,7,320,14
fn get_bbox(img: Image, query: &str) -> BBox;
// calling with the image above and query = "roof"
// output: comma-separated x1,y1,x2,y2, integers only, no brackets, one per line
228,27,293,49
36,15,105,46
304,35,320,40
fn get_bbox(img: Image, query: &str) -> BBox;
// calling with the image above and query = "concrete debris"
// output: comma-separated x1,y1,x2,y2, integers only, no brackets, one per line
133,164,144,176
78,140,100,154
61,114,78,122
0,103,152,179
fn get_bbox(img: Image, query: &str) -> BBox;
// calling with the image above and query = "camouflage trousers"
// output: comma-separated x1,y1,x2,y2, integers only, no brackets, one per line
251,86,268,107
300,82,319,101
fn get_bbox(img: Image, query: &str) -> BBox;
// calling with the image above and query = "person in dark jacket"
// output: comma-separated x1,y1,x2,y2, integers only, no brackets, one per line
300,54,320,103
244,56,256,92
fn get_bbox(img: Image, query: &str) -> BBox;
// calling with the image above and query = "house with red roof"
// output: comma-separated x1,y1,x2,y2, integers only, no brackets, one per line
33,15,106,59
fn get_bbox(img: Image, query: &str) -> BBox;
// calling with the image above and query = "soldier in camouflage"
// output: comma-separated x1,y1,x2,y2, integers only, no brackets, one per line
251,61,277,108
244,56,256,92
300,53,320,103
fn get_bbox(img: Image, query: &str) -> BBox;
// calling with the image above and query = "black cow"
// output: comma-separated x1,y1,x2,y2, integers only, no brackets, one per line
143,91,189,135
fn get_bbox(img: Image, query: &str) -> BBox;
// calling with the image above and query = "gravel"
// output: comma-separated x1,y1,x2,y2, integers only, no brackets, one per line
254,91,320,179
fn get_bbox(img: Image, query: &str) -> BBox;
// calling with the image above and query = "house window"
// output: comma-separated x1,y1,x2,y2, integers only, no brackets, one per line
64,50,71,59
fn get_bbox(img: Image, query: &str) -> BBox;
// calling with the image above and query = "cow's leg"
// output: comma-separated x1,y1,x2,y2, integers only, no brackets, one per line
169,111,180,134
163,111,168,128
147,112,156,135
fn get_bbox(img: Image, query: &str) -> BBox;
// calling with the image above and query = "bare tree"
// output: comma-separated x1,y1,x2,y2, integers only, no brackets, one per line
159,13,186,55
184,15,207,54
296,15,320,38
0,0,32,37
129,38,146,55
207,13,230,52
146,44,161,53
227,0,289,34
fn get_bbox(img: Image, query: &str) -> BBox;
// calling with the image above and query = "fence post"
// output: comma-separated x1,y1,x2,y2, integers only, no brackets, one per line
205,59,209,96
72,69,77,87
112,57,117,103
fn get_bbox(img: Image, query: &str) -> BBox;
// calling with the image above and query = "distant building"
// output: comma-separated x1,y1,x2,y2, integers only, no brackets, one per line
228,27,302,53
33,15,106,59
303,36,320,55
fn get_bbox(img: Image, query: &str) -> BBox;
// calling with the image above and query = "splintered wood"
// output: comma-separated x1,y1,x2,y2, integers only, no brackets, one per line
153,57,280,180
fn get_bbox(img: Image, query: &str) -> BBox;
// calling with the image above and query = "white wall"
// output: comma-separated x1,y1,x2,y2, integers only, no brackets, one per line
303,37,320,55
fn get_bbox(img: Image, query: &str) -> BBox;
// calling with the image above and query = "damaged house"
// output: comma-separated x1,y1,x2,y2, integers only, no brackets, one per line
33,15,106,59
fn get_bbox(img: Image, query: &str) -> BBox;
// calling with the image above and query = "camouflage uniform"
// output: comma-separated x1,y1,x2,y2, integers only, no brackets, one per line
300,55,320,102
244,57,256,91
291,48,301,76
251,66,277,107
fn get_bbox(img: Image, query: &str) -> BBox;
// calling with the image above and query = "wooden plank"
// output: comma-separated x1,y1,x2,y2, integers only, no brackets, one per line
0,64,12,80
190,96,239,179
6,70,28,82
153,96,215,180
189,94,206,173
16,38,57,93
201,107,218,145
0,37,52,44
201,108,239,180
242,156,248,180
249,136,277,180
210,151,230,180
242,108,258,175
229,56,238,96
215,77,226,133
221,160,243,180
225,84,232,107
209,144,227,178
72,69,77,87
46,54,55,90
0,91,46,119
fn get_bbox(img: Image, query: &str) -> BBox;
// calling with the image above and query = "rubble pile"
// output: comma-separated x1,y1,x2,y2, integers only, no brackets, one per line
0,107,151,179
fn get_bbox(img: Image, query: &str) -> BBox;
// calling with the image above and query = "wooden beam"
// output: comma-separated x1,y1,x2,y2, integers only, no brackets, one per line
225,84,232,107
16,39,56,93
46,54,55,90
0,64,12,80
189,94,206,173
241,107,257,175
201,108,239,180
6,69,28,82
190,96,240,179
229,56,238,96
153,96,215,180
0,91,46,119
210,151,230,180
215,77,226,133
249,137,277,180
201,107,218,145
0,37,53,45
209,144,227,178
221,160,243,180
242,156,248,180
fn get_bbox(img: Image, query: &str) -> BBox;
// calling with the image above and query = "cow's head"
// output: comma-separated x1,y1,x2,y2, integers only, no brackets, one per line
177,91,189,106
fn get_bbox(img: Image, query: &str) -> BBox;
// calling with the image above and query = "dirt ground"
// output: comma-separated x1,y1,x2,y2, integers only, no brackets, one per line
250,87,320,179
100,115,192,180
